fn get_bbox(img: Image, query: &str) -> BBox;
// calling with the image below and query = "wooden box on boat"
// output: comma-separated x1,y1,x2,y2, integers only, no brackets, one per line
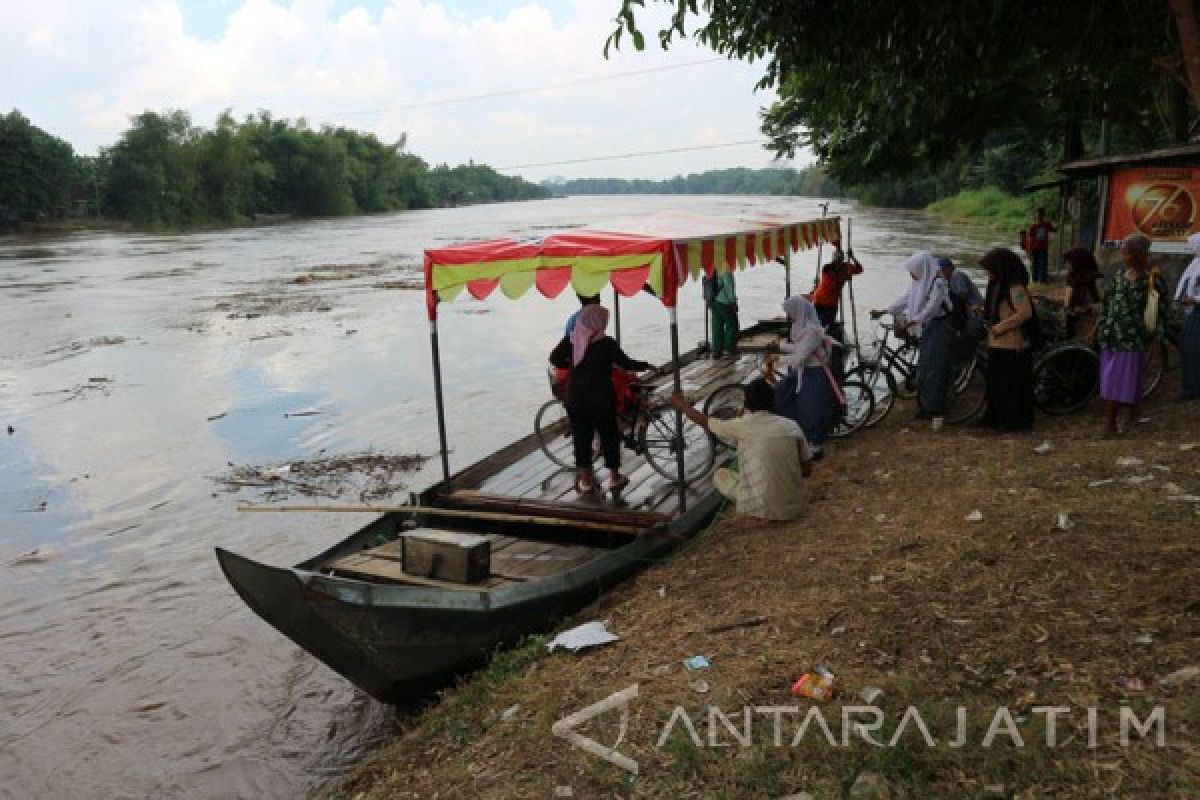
401,529,491,583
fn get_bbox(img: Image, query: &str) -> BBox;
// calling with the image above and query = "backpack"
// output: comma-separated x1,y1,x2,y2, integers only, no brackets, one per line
947,289,969,333
1020,308,1044,351
702,274,718,304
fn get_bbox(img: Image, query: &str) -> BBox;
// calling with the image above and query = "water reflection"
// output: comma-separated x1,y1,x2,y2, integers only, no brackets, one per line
0,196,1000,798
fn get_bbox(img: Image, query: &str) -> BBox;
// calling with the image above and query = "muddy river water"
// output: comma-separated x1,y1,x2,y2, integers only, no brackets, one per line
0,196,998,798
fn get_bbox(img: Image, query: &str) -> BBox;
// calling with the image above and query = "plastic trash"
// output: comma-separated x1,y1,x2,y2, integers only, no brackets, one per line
1055,512,1074,531
791,667,834,701
965,510,983,522
683,655,710,671
546,621,619,652
1033,441,1052,454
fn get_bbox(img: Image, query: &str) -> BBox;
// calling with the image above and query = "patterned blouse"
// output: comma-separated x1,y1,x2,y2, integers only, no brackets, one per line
1096,269,1166,352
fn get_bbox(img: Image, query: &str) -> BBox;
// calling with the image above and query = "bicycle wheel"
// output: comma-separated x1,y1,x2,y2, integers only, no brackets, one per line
844,362,896,427
944,359,988,424
1034,343,1099,415
890,340,919,398
701,383,746,450
534,399,586,470
1141,340,1166,399
828,378,875,439
639,405,714,483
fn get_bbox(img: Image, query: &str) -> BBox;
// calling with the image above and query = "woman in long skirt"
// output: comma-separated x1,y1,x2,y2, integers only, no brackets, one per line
1095,234,1163,434
877,251,954,420
772,296,838,448
978,248,1036,431
1177,233,1200,401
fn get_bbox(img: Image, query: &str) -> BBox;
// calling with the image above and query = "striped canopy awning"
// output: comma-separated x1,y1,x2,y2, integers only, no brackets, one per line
423,212,841,319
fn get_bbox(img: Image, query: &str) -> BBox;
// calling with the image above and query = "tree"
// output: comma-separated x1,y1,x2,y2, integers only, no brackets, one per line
0,110,75,215
607,2,1182,184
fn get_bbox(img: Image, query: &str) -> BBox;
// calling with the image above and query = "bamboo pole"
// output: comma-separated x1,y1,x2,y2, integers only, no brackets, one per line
237,502,648,535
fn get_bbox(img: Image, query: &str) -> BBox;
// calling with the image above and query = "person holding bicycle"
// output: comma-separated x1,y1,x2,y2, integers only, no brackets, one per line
670,379,814,522
564,304,652,494
873,251,954,422
768,295,840,454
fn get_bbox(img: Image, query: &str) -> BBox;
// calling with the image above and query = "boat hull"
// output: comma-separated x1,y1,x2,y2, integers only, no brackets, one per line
215,491,721,703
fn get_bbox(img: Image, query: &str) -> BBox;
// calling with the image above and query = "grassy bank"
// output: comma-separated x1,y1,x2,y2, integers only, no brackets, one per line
927,186,1050,235
327,373,1199,799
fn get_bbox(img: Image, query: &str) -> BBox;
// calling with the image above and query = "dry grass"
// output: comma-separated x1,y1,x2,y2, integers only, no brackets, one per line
326,378,1200,800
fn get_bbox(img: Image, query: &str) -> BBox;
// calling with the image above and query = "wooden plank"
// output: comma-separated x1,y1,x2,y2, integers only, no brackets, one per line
239,503,643,535
491,541,600,579
441,490,670,527
327,554,512,590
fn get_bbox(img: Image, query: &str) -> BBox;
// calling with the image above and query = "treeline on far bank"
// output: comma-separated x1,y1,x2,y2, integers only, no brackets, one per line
0,109,549,228
544,165,841,198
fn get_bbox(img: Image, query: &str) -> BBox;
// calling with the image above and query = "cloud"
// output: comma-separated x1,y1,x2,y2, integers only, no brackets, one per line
1,0,806,179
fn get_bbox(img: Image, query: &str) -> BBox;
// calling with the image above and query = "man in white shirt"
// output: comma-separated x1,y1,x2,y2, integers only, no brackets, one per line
669,379,813,522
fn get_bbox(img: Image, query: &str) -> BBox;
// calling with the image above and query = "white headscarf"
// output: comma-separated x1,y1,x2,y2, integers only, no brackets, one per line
1175,232,1200,302
781,295,833,393
902,251,940,321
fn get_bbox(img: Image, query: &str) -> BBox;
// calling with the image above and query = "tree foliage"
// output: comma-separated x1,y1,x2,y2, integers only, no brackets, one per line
544,165,839,197
0,111,76,215
3,108,549,227
608,1,1182,185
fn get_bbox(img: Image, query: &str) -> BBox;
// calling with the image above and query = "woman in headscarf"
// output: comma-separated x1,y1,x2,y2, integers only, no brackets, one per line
771,296,839,448
565,304,653,493
1095,233,1165,435
977,248,1035,431
1176,232,1200,401
881,251,953,420
1061,247,1103,340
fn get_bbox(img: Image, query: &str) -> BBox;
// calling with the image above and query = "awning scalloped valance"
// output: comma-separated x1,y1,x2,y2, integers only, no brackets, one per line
422,215,841,319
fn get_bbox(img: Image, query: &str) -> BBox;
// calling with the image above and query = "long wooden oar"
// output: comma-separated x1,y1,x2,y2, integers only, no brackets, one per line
846,217,861,361
237,503,648,535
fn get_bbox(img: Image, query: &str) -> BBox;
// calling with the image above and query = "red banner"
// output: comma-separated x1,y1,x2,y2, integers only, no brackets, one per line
1105,166,1199,244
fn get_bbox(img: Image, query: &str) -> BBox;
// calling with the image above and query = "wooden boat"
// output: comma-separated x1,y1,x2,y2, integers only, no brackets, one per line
217,335,765,703
217,212,840,703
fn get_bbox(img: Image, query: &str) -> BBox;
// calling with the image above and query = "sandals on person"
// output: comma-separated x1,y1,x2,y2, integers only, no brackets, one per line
575,476,595,494
607,474,630,493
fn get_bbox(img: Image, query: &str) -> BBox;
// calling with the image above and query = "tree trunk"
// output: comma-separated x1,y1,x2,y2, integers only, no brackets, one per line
1169,0,1200,109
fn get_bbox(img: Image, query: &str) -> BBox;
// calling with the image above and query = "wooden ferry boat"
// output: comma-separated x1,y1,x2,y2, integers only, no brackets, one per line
216,212,840,703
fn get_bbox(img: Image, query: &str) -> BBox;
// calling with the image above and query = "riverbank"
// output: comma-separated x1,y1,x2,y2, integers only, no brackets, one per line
926,186,1052,235
326,371,1198,799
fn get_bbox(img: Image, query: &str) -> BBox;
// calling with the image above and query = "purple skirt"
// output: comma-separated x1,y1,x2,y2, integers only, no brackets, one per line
1099,349,1142,404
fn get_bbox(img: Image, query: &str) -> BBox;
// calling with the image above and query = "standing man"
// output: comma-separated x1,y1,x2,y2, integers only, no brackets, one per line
1024,208,1058,283
710,270,739,359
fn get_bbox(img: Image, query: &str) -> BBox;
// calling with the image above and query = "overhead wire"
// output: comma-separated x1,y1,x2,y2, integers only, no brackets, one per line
496,140,767,170
336,56,725,116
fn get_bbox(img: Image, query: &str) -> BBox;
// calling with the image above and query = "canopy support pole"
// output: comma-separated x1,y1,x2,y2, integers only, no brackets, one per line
613,289,622,345
669,308,688,514
703,296,711,351
784,250,792,299
429,318,450,480
846,217,861,362
813,202,829,290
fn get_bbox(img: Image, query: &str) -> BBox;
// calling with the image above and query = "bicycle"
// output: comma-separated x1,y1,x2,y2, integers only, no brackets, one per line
843,312,984,426
701,349,875,442
534,370,714,483
1030,298,1180,414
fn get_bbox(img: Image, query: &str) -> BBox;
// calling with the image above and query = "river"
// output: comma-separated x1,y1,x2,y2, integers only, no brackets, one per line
0,195,999,798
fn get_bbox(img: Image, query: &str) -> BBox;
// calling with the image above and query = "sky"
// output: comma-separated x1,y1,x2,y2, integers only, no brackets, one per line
1,0,809,181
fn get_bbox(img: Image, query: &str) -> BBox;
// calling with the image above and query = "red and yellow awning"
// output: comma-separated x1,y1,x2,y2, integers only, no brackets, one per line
422,214,841,319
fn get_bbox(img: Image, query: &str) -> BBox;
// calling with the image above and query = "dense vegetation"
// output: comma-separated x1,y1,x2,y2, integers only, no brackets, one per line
544,165,839,197
608,2,1194,186
0,109,549,227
